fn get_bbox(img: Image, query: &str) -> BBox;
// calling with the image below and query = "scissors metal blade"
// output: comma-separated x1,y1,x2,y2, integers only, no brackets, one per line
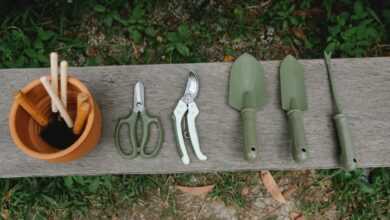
184,71,199,100
133,81,145,112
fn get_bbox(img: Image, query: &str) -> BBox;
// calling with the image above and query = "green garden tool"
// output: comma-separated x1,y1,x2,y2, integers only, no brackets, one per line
324,52,357,170
114,81,164,159
280,55,308,163
228,53,267,161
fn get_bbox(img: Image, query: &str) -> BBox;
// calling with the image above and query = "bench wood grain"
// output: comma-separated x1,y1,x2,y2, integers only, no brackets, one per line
1,57,389,178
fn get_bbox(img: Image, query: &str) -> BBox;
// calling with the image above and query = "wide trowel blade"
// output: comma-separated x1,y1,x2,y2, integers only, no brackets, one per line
280,55,307,111
228,53,267,110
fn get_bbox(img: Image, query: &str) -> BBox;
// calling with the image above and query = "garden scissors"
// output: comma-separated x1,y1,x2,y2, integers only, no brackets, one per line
172,70,207,165
114,81,164,159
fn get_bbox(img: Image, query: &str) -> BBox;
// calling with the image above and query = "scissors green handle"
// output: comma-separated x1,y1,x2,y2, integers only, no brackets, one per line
114,81,164,159
114,111,163,159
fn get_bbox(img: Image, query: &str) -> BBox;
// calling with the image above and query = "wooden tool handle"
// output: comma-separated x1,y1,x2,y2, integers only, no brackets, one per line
15,91,49,127
77,93,89,111
50,52,58,112
60,60,68,109
73,102,90,135
40,76,73,128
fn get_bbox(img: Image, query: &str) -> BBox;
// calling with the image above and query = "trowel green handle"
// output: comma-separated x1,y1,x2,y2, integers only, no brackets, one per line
241,108,258,161
334,114,357,170
287,109,307,162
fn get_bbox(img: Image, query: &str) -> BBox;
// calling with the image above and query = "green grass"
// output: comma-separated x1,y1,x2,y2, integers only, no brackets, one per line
170,172,258,207
0,0,389,219
0,175,165,219
299,168,390,219
0,173,257,218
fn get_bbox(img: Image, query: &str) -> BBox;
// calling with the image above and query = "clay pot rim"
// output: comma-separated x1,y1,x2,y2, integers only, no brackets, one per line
9,75,96,160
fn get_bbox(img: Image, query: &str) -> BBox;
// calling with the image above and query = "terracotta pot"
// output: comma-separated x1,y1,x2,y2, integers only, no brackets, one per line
9,76,102,163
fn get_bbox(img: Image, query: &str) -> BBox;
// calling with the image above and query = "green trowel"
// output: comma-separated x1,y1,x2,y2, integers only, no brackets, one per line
228,53,267,161
280,55,308,162
324,51,357,170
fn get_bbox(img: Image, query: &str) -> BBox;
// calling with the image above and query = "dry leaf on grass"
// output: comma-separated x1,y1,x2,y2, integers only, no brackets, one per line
223,55,235,62
176,185,215,197
291,28,306,40
259,170,287,204
282,185,298,199
241,186,250,196
86,46,98,57
1,209,9,220
290,211,305,220
293,8,322,17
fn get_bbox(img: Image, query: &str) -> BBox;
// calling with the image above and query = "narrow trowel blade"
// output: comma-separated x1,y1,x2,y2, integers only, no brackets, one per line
280,55,308,111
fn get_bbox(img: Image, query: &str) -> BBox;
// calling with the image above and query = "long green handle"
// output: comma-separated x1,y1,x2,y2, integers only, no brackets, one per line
334,113,357,170
287,109,308,162
241,108,258,161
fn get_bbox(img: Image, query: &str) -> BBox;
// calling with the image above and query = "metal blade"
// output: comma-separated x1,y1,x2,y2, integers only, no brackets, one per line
280,55,307,111
133,81,145,112
324,51,342,113
184,71,199,100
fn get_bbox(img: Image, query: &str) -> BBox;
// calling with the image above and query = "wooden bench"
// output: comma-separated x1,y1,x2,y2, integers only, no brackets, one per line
1,57,389,178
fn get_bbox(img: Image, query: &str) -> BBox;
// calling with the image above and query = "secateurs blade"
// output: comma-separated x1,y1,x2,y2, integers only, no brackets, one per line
324,51,357,170
172,70,207,165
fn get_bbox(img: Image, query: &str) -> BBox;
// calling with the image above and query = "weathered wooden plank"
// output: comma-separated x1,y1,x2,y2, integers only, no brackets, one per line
0,57,389,178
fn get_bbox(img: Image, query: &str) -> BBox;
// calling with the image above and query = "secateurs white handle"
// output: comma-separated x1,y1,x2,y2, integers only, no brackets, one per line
173,100,190,164
172,71,207,165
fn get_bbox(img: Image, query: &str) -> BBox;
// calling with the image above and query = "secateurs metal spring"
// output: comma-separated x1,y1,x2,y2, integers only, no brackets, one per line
172,71,207,165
